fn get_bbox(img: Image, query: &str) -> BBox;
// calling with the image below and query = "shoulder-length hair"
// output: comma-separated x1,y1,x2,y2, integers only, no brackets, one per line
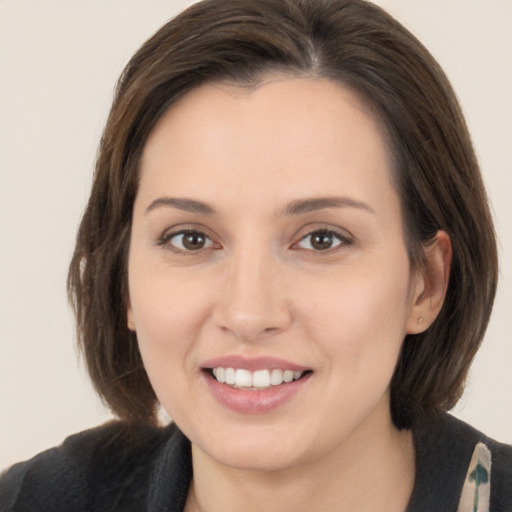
68,0,498,427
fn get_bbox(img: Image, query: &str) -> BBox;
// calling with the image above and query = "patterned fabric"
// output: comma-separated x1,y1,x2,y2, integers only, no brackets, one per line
458,443,491,512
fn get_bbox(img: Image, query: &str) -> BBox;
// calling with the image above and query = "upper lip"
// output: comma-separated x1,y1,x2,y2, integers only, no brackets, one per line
201,355,310,372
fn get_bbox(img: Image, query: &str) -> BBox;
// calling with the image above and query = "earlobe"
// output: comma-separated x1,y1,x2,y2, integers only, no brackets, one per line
406,230,452,334
127,301,136,331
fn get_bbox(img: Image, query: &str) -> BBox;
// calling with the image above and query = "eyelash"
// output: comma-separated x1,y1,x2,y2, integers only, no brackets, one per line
293,228,353,252
157,227,353,254
157,229,218,253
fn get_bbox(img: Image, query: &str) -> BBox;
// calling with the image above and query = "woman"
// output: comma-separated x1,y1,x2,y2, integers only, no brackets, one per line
1,0,510,510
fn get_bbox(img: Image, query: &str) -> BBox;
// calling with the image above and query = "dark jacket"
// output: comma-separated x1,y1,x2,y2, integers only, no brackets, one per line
1,412,511,511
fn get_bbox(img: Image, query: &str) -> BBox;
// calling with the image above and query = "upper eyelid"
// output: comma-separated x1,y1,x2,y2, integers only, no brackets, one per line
294,230,350,247
291,224,354,243
300,228,348,239
159,224,215,240
165,229,212,241
157,226,216,248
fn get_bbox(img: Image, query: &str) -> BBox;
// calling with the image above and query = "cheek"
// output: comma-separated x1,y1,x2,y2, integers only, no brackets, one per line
300,258,413,373
128,264,211,378
128,271,213,422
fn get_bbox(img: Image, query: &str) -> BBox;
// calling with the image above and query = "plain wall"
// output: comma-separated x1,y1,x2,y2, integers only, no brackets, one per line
1,0,511,471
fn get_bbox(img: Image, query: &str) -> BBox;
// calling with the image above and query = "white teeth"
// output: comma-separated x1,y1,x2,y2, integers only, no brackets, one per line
225,367,236,385
283,370,294,383
215,367,226,383
235,369,252,387
211,367,305,389
270,369,283,385
252,369,270,388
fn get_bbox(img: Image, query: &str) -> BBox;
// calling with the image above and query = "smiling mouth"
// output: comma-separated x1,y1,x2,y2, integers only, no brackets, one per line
207,367,312,390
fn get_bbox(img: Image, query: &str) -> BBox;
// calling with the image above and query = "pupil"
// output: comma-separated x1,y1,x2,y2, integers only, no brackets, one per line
183,233,205,250
312,232,333,250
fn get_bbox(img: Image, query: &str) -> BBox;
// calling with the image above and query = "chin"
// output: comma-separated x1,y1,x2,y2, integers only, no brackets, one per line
189,422,312,472
202,441,306,473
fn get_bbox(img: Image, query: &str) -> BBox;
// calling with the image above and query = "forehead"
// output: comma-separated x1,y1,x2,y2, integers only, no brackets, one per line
143,76,385,156
137,77,398,219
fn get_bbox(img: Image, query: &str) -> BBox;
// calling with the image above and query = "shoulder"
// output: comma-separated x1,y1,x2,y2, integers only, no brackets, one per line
409,411,512,511
426,413,512,484
0,421,188,512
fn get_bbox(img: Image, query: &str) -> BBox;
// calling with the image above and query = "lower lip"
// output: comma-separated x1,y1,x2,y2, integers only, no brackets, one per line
203,372,311,414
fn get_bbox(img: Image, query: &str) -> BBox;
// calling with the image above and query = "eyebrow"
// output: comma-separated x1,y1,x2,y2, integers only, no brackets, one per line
145,197,216,215
281,196,375,216
145,195,375,217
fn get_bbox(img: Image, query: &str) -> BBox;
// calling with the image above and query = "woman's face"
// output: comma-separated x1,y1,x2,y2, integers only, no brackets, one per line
127,78,424,471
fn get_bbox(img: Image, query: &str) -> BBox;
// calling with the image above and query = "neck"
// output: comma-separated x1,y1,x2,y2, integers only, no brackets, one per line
184,408,415,512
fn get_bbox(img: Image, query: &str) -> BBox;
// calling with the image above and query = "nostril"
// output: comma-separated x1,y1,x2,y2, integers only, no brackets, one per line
216,318,286,342
212,276,293,341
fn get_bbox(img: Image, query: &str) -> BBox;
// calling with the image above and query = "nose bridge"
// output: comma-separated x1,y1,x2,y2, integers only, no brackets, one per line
214,239,291,340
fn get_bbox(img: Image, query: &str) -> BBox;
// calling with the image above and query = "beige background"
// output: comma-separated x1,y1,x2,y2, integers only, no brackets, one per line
1,0,511,471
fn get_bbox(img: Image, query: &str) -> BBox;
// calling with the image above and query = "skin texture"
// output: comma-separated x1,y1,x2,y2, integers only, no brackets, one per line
127,78,451,511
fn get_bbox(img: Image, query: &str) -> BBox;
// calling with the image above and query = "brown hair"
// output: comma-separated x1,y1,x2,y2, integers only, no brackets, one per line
68,0,498,427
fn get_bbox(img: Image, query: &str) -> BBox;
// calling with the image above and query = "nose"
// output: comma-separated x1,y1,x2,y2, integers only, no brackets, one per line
212,246,293,342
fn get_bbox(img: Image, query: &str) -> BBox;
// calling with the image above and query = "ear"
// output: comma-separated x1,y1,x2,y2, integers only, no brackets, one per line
406,230,452,334
127,299,136,331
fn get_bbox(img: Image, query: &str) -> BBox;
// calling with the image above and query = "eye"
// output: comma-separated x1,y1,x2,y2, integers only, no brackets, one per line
295,229,348,252
162,230,215,252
